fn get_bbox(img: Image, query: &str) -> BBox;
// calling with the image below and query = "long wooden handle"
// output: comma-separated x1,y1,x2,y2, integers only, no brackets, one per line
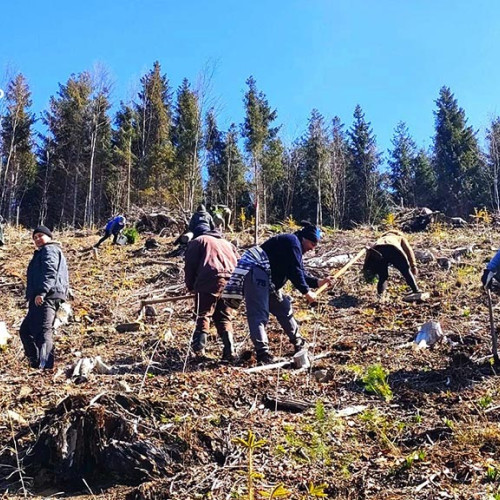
315,248,367,297
140,294,195,307
487,289,500,364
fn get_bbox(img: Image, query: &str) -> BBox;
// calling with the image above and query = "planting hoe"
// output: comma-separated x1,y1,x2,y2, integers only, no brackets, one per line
309,247,367,307
486,288,500,364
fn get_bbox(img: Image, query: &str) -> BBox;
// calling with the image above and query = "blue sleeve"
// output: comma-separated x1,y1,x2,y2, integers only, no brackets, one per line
487,249,500,272
287,241,311,294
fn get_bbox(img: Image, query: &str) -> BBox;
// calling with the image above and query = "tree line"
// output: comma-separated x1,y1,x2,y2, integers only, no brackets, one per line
0,60,498,230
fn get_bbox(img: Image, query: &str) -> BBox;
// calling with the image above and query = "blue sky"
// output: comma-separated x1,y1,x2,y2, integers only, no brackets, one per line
2,0,500,160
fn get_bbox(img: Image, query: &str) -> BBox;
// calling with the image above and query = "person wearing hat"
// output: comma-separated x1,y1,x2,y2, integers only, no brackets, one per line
19,226,69,370
363,229,420,296
188,204,215,238
94,215,126,248
184,227,239,361
222,221,332,365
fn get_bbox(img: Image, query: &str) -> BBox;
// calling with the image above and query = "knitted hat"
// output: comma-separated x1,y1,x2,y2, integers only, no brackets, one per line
33,225,53,239
295,222,321,243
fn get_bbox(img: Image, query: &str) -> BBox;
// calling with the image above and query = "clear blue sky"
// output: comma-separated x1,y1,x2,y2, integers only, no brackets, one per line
2,0,500,162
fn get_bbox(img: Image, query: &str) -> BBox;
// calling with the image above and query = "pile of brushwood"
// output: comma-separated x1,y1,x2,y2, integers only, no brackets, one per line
2,221,500,499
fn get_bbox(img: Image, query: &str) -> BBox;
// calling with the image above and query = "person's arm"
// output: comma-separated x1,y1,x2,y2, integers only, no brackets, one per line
487,250,500,273
37,247,60,302
184,241,200,291
287,243,312,294
377,264,389,295
401,237,417,273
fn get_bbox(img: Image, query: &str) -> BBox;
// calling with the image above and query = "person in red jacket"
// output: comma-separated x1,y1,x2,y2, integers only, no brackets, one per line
184,229,239,361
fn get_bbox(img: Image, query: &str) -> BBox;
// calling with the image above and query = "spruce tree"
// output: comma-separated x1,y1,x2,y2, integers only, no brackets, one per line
327,116,348,228
346,105,383,225
301,109,330,225
172,78,203,211
0,73,37,223
388,121,417,208
433,86,482,216
241,76,279,241
486,117,500,213
112,103,138,213
413,148,437,208
134,61,173,203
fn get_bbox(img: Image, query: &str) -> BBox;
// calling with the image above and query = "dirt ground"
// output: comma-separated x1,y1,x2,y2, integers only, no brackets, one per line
1,222,500,499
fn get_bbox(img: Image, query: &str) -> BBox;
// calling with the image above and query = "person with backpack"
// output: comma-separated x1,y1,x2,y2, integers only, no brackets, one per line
20,226,69,370
94,215,126,248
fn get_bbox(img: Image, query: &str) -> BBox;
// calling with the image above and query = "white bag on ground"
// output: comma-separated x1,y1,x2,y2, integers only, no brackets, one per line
414,321,444,348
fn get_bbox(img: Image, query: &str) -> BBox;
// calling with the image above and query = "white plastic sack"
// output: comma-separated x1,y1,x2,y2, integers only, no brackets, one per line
0,322,12,347
414,321,444,348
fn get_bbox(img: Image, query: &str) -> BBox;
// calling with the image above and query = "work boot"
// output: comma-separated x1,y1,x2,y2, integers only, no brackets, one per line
292,336,307,354
256,351,275,365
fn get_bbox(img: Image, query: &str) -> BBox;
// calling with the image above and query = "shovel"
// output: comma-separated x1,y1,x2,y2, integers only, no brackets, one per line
486,288,500,364
309,247,367,307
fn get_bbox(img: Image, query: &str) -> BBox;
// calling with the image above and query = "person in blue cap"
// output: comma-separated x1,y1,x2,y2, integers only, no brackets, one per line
223,221,332,365
94,215,126,248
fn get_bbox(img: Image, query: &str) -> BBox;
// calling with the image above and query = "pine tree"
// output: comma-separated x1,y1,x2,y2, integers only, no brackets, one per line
0,73,37,223
346,105,383,225
433,86,482,216
388,121,417,208
172,78,202,211
241,76,279,242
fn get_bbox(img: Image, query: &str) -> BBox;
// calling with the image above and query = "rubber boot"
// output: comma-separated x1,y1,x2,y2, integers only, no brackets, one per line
191,331,207,356
220,331,236,362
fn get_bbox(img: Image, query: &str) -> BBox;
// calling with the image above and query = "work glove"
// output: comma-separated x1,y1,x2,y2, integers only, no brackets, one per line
482,269,496,289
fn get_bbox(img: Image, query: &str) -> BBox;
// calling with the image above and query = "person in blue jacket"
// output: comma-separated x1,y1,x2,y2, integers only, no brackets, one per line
94,215,126,248
223,221,332,365
20,226,69,370
482,249,500,289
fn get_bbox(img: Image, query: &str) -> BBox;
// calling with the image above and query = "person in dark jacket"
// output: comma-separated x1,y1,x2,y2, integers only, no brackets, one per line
20,226,69,370
94,215,126,248
223,222,332,365
363,230,420,296
184,228,239,361
188,205,215,238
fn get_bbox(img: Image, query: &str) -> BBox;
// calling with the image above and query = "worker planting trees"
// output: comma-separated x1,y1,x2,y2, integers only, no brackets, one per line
184,228,239,361
363,229,420,297
222,221,332,365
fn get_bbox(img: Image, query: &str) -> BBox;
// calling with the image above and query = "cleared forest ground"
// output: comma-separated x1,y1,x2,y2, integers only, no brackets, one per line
1,223,500,499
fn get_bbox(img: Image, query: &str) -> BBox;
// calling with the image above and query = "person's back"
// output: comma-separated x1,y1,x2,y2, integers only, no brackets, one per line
189,205,214,236
185,234,238,293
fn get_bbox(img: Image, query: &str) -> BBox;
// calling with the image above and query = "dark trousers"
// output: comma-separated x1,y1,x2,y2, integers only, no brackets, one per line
95,229,118,248
191,291,234,355
375,245,419,295
20,299,61,369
